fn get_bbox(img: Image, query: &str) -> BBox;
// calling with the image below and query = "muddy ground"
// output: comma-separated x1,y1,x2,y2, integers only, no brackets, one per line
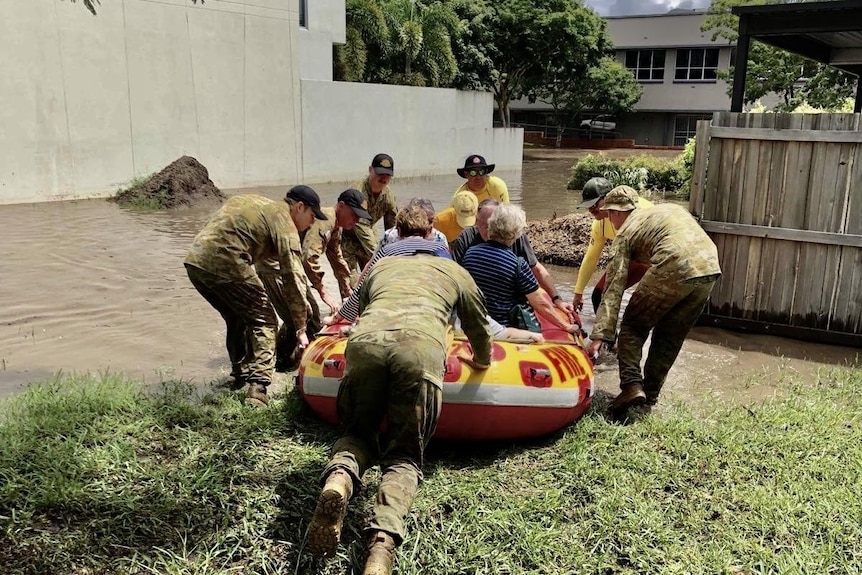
113,155,225,209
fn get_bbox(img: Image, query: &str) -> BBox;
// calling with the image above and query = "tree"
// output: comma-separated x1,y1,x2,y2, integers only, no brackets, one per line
532,57,642,148
335,0,462,87
703,0,856,111
451,0,611,127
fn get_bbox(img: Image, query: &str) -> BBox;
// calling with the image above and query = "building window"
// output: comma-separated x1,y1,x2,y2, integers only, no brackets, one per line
674,115,711,146
299,0,308,28
625,50,665,82
675,48,719,81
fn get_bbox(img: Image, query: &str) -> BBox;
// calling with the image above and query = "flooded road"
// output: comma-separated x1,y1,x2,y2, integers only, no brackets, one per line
1,149,858,404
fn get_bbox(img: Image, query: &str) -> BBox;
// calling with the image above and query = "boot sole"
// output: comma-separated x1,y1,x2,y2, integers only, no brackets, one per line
308,488,348,558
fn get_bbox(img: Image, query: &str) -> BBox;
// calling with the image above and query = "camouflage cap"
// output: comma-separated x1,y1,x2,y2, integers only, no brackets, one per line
602,185,639,212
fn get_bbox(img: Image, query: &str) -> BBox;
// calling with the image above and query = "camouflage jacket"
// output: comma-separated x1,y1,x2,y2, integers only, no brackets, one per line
592,204,721,341
353,255,492,367
301,207,352,298
342,177,398,259
184,194,308,330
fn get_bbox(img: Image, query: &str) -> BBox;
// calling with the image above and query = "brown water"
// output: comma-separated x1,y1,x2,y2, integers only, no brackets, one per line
1,149,858,404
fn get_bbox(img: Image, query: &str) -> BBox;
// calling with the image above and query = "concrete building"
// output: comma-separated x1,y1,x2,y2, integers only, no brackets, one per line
510,10,734,147
0,0,521,204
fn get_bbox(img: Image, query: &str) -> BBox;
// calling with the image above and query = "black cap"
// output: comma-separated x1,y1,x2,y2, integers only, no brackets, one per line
285,185,327,220
577,177,614,209
371,153,394,176
338,188,372,220
457,154,496,178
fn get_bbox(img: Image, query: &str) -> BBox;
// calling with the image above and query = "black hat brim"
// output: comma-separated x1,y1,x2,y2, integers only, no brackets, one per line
311,205,328,220
348,204,372,220
577,196,602,209
372,167,394,176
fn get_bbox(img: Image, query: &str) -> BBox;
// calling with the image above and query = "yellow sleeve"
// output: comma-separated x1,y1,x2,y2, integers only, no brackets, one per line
574,219,608,294
491,177,509,203
433,210,463,243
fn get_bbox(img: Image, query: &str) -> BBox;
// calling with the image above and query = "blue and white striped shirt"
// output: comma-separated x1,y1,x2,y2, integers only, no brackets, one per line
461,241,538,326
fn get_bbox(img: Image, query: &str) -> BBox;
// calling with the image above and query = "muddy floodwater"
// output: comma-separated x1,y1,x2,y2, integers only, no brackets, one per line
1,149,858,404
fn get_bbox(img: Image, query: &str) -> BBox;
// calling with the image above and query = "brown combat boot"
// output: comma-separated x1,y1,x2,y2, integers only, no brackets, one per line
245,382,269,407
610,383,646,414
362,531,396,575
308,470,353,558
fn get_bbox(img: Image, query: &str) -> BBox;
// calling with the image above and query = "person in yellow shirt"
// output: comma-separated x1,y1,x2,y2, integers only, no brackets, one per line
572,178,654,314
434,191,478,244
454,154,509,204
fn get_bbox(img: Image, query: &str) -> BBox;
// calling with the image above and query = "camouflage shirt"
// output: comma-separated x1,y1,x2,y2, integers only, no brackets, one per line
592,204,721,341
301,206,352,298
184,194,308,330
353,255,492,367
341,177,398,259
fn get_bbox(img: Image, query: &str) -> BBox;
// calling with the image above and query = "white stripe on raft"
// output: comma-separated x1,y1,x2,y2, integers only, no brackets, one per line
302,376,592,408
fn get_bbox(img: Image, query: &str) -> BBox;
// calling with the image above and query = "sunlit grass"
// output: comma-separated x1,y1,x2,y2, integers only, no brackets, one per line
2,368,861,574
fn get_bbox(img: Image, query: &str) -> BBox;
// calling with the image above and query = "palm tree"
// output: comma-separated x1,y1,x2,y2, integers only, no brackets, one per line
334,0,390,82
382,0,460,87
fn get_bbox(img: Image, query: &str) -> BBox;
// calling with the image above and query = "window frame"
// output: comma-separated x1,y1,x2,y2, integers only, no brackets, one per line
299,0,308,29
674,48,720,83
624,49,666,83
673,114,711,147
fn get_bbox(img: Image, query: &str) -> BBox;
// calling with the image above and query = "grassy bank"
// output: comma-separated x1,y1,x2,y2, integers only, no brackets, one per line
2,370,861,574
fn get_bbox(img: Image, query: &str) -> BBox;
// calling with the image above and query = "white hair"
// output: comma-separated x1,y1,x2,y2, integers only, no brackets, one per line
487,204,526,247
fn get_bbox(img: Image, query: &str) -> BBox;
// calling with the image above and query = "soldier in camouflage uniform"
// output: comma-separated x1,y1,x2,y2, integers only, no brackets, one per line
341,153,399,286
184,190,326,406
308,253,492,575
588,186,721,416
259,188,371,371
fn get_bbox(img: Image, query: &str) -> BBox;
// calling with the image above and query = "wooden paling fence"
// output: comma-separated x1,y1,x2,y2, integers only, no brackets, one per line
689,112,862,346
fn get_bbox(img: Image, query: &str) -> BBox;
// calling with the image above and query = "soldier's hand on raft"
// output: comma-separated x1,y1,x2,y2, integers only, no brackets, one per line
322,314,339,326
572,293,584,312
322,293,340,315
555,299,576,322
298,332,310,348
587,338,603,360
457,355,491,370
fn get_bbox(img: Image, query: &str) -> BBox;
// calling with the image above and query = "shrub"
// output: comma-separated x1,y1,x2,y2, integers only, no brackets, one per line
678,137,697,196
568,153,686,194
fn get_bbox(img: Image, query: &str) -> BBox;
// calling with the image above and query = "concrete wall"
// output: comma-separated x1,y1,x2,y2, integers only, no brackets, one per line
1,0,303,204
301,80,523,182
1,0,522,204
606,13,726,49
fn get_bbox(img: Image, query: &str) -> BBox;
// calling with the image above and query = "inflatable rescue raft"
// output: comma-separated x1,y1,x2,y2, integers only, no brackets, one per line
297,314,595,441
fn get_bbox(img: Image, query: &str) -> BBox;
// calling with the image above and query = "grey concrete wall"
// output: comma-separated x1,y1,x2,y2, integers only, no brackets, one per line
300,80,523,182
1,0,303,204
299,0,345,81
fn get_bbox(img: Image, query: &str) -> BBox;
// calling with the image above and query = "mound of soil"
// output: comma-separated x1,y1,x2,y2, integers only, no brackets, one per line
113,156,225,209
526,212,609,268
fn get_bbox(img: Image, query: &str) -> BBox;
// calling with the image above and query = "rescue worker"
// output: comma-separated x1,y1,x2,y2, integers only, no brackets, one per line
453,154,509,204
184,190,326,406
307,248,492,575
341,153,399,286
260,187,370,372
572,177,654,314
588,186,721,416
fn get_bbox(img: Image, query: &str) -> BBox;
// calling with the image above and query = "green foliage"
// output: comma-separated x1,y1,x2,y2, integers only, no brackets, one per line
3,369,862,573
112,173,165,211
703,0,856,111
568,153,686,194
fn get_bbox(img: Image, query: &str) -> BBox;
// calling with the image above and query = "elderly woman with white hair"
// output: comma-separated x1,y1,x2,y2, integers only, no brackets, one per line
461,204,579,334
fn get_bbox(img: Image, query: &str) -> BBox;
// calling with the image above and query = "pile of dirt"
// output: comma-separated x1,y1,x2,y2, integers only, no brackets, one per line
113,156,225,209
526,212,609,268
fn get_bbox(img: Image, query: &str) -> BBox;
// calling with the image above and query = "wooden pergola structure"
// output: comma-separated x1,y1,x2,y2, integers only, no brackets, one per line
731,0,862,113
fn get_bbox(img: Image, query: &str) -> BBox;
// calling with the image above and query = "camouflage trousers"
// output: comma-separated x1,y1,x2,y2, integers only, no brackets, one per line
341,227,376,287
323,330,445,544
185,264,276,386
618,271,719,403
257,270,321,371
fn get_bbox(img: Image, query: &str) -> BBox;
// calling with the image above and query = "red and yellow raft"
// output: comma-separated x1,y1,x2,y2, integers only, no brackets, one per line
297,315,595,441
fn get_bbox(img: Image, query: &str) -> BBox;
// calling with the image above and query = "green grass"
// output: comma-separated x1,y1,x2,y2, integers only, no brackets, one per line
2,369,862,574
112,173,167,211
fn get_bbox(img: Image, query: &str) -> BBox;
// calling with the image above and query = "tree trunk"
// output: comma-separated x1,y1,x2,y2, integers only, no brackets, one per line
555,123,563,149
495,92,509,127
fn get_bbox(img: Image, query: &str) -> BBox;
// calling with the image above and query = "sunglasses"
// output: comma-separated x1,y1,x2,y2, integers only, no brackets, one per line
467,169,487,177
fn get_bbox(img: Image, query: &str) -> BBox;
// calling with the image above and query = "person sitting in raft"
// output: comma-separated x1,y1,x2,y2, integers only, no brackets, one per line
461,204,580,335
326,206,543,343
377,197,448,249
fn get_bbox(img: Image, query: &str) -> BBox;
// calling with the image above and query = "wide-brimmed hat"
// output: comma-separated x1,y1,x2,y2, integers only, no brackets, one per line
457,155,496,178
338,188,372,220
576,177,614,209
602,185,640,212
285,185,327,220
452,191,479,227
